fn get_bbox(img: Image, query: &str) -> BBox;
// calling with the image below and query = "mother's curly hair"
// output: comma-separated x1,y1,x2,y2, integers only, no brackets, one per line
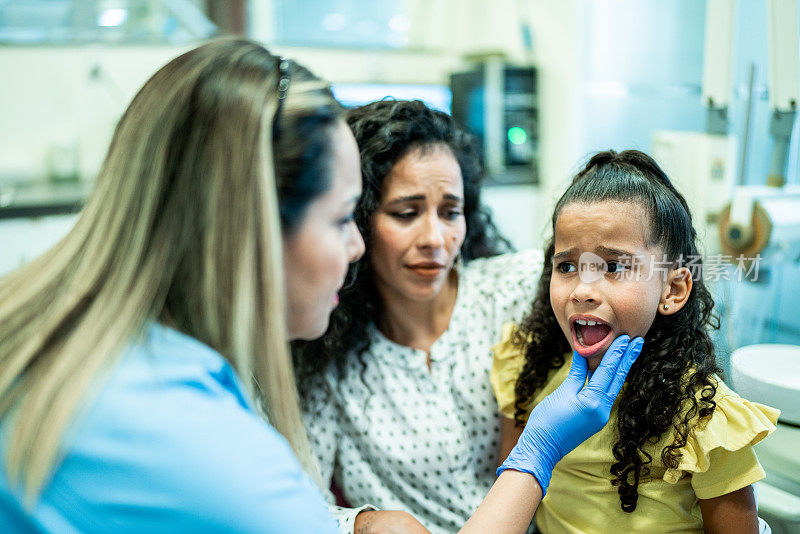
513,150,721,512
293,99,512,395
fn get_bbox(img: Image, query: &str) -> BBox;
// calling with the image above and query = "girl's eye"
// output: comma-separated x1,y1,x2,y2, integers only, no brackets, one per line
606,261,630,274
555,262,576,274
607,261,633,280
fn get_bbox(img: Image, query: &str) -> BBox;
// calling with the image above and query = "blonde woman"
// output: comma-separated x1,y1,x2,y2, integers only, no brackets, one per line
0,38,365,532
0,39,641,534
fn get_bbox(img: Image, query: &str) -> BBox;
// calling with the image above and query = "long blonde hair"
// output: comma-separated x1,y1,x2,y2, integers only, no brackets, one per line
0,38,340,502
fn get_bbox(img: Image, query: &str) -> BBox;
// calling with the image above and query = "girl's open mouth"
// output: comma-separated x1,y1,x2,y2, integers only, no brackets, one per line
571,317,614,358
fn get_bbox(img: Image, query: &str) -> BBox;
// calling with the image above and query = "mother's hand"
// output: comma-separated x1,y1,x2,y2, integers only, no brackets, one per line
354,510,431,534
498,335,644,493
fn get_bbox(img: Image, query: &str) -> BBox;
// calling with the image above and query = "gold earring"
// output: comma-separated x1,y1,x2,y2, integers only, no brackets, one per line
663,304,669,311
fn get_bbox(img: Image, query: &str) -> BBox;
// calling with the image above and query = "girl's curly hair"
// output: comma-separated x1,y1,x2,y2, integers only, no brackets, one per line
292,99,512,398
513,149,721,512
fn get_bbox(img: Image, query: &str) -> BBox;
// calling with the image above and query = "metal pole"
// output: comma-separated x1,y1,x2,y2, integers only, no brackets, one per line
737,63,756,186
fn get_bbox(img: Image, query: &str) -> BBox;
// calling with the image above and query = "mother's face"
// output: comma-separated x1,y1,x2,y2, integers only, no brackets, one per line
283,121,365,340
369,143,467,304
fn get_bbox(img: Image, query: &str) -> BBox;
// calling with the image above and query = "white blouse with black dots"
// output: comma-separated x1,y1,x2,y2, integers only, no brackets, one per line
305,250,543,534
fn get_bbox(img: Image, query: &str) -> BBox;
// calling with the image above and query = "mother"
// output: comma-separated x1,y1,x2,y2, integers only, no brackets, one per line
294,100,544,532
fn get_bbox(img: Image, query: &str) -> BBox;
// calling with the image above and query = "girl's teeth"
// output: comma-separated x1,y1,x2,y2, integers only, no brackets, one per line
575,319,599,326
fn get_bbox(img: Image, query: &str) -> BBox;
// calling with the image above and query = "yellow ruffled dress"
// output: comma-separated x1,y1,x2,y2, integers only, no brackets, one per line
491,323,781,534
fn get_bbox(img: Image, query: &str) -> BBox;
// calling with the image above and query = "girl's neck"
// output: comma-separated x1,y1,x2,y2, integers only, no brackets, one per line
377,269,459,354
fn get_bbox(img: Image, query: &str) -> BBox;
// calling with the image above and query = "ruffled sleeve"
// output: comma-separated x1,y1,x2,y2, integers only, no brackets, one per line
662,379,780,499
490,322,527,419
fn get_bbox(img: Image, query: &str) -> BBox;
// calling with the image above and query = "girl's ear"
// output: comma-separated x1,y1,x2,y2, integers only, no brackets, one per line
659,267,692,315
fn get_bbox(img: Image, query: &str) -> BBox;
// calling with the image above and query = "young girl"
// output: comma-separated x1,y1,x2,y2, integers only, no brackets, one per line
492,150,780,533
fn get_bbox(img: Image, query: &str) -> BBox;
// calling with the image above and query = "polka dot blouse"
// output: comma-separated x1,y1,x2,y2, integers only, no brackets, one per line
304,250,543,534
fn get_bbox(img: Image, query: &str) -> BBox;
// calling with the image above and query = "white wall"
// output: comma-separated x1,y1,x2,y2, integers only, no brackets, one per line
0,214,78,276
0,45,191,275
0,45,192,182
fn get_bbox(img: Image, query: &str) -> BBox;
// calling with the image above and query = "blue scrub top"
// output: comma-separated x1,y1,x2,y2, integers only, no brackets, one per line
0,323,337,533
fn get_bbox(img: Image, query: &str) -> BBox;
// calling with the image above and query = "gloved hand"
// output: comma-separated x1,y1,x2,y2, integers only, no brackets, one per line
497,335,644,494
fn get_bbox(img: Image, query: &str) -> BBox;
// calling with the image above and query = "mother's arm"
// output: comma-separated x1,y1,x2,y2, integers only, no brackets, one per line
303,383,430,534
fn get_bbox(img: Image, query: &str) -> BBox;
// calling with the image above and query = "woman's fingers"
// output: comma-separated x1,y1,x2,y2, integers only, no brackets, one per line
604,337,643,396
585,335,630,393
561,351,589,395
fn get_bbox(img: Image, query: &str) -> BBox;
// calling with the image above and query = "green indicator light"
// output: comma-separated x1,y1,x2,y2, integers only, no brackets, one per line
507,127,527,145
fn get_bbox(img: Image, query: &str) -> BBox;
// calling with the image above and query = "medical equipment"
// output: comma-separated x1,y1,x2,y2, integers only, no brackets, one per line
658,2,800,531
719,186,800,264
450,57,539,185
731,344,800,534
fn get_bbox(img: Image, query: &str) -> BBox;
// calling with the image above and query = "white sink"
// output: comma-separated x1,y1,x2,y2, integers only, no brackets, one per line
730,344,800,426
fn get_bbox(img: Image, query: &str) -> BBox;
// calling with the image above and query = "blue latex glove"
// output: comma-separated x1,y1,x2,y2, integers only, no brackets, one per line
497,334,644,494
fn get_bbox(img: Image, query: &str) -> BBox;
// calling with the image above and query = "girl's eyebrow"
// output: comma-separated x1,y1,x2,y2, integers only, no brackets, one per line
553,248,575,260
596,246,636,258
552,246,635,261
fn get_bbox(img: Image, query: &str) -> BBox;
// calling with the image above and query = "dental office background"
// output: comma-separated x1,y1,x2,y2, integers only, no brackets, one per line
1,1,799,531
